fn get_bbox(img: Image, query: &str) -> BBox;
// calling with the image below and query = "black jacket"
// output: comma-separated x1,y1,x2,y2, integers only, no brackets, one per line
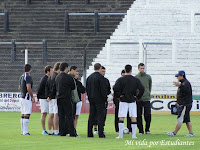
113,75,144,103
177,78,193,105
86,72,107,104
49,72,75,101
46,72,58,99
75,79,86,101
37,75,48,99
105,77,111,96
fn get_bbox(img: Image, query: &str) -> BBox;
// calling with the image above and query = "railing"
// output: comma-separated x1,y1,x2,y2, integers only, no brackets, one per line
65,11,127,33
0,11,9,32
0,40,47,63
26,0,90,5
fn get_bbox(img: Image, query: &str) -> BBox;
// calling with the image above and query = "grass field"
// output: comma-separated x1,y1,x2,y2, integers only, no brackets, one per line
0,112,199,150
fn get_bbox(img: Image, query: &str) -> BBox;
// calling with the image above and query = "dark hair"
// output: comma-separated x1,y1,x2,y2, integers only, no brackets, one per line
44,65,52,74
94,63,101,70
53,62,61,71
125,65,132,73
60,62,69,71
138,63,145,69
101,66,106,70
24,64,32,72
70,66,78,71
121,69,125,75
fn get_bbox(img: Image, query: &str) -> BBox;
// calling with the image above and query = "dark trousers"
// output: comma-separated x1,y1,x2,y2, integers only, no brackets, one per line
137,101,151,133
94,102,107,127
88,102,105,138
115,102,132,132
57,99,77,136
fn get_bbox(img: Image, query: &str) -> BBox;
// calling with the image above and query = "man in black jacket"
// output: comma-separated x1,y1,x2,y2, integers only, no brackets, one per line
48,62,77,137
113,65,144,139
86,63,107,138
37,65,53,135
166,71,194,137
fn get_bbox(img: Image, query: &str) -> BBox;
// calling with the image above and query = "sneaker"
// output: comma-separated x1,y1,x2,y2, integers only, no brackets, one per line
42,131,48,135
165,131,176,136
103,131,106,134
94,131,98,135
116,136,123,139
48,132,54,135
132,136,137,139
24,133,31,135
129,132,132,134
139,133,144,135
185,133,194,137
146,131,151,134
54,133,60,136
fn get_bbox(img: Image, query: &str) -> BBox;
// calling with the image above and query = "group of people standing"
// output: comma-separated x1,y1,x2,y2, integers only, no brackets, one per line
19,61,194,138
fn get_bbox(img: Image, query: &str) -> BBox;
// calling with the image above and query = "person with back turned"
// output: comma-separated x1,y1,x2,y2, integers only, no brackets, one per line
86,63,107,138
113,65,144,139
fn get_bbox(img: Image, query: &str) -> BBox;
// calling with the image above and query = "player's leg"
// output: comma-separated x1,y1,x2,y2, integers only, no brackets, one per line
136,101,144,134
39,99,49,135
184,104,194,137
53,99,59,135
129,102,137,139
143,101,151,134
114,101,119,133
96,103,106,138
48,99,54,135
41,113,47,134
74,101,82,129
117,102,128,139
20,98,25,135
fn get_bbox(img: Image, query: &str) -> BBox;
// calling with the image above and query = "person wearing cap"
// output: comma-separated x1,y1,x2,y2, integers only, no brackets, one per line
166,71,194,137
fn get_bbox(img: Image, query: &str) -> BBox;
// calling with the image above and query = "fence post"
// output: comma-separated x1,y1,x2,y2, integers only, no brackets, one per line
43,40,47,63
11,40,16,62
26,0,31,5
55,0,60,5
4,11,9,32
86,0,90,4
83,48,87,87
65,10,69,32
94,10,99,33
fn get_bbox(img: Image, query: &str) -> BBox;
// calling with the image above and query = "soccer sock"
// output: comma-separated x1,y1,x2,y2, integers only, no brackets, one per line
23,116,30,134
54,130,59,134
21,116,24,134
49,130,53,134
119,120,124,138
131,122,137,138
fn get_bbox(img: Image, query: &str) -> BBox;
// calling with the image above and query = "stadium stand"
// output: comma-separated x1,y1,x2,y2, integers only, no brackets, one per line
0,0,135,92
86,0,200,95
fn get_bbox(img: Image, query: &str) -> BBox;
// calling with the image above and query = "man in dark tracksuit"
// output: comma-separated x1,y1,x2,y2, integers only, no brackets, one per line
93,66,111,134
86,63,107,138
48,62,78,137
166,71,194,137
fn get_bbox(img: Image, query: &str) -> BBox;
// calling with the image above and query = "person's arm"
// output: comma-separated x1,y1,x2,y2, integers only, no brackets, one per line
26,76,35,102
37,77,44,100
106,79,111,95
149,76,152,93
77,80,86,94
136,79,144,100
69,76,75,90
113,78,122,99
99,76,107,101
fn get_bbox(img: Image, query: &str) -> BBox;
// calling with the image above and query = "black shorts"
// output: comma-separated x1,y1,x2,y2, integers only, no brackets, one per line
177,104,192,123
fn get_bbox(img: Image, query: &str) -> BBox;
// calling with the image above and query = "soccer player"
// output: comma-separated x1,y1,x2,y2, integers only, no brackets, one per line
48,62,78,137
19,64,35,135
46,62,60,135
113,70,125,133
74,71,85,129
86,63,107,138
135,63,152,134
37,65,53,135
166,71,194,137
113,65,144,139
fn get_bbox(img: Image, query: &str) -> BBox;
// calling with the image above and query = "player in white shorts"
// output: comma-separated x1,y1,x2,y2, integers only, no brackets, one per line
46,62,60,135
113,64,144,139
19,64,35,135
37,65,53,135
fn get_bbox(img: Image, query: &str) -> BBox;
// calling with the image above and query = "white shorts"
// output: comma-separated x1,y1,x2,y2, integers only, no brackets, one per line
39,99,49,113
49,99,58,114
21,98,32,115
118,102,137,118
76,101,82,116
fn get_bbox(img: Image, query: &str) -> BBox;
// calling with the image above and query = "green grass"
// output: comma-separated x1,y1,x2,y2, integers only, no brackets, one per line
0,112,199,150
